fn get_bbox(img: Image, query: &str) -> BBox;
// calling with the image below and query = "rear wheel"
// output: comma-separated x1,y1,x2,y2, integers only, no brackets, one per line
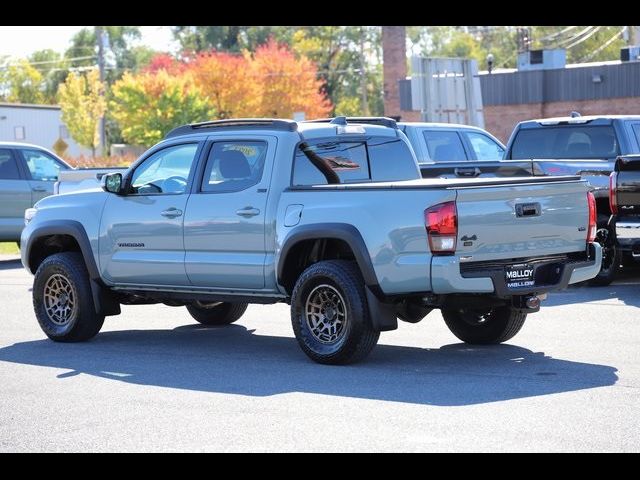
186,302,248,326
33,252,104,342
291,260,379,365
589,223,619,286
442,306,526,344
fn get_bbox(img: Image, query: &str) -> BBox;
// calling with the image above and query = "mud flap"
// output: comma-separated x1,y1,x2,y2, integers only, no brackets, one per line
365,287,397,331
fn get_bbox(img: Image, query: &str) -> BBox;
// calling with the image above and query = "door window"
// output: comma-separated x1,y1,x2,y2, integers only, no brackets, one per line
201,141,268,193
465,132,505,160
632,124,640,149
21,149,64,181
130,143,199,195
422,130,467,162
0,149,21,180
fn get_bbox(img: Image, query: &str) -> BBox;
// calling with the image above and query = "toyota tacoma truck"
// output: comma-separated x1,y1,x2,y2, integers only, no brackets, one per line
505,114,640,285
20,117,601,365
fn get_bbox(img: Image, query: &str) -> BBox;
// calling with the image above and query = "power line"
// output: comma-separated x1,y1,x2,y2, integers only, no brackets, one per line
564,26,602,49
580,27,626,62
554,26,595,48
0,55,97,70
538,26,577,44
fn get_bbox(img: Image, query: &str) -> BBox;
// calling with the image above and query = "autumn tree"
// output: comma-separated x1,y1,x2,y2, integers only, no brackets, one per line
189,51,256,118
0,60,45,104
110,70,212,146
57,68,106,156
248,40,332,119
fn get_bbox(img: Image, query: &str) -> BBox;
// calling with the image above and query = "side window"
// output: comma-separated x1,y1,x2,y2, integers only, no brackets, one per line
21,149,64,181
293,140,369,185
422,130,467,162
201,141,267,193
632,124,640,149
131,143,198,195
465,132,505,160
0,149,21,180
367,137,420,181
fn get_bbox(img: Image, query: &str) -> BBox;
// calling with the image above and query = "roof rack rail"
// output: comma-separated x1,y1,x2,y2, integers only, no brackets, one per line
304,116,398,129
165,118,298,139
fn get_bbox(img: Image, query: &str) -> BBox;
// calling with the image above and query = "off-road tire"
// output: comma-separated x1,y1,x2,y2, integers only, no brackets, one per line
290,260,379,365
33,252,104,342
442,306,527,344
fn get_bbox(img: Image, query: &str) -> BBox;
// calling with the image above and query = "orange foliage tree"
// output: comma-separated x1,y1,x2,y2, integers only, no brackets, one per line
175,40,331,119
189,52,257,118
248,40,332,118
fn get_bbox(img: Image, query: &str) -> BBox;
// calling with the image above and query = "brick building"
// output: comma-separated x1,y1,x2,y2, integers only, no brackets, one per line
480,60,640,143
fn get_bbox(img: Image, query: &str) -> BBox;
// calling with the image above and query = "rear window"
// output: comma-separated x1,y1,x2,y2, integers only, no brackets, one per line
292,136,418,185
632,124,640,147
510,125,619,159
422,130,467,162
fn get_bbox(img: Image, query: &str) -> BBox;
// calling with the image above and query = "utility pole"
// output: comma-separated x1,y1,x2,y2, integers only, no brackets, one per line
359,27,369,116
96,26,106,157
628,26,639,46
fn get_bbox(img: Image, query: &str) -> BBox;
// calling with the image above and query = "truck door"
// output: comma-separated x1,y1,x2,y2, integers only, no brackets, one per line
183,137,274,289
99,142,202,286
17,148,68,204
0,148,31,241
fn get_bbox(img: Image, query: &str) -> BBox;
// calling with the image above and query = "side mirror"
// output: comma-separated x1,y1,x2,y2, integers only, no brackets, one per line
102,173,123,194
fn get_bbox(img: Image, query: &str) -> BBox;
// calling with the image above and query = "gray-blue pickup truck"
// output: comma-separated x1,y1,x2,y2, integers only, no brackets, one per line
20,117,601,364
505,114,640,285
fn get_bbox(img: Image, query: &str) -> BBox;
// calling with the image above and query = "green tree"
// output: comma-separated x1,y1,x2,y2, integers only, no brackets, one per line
66,27,142,82
0,59,45,104
57,69,106,156
110,70,212,146
28,49,69,103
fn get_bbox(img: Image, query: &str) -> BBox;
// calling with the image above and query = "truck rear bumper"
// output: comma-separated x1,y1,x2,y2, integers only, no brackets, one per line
431,243,602,296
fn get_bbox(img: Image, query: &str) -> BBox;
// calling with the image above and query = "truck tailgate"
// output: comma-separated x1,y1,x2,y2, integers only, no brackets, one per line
455,179,589,262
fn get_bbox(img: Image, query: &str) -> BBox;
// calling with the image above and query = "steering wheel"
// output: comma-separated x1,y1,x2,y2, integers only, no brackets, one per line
161,176,187,193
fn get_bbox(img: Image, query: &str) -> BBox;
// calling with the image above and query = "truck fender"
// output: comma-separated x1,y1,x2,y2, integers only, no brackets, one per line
278,223,397,332
25,220,120,317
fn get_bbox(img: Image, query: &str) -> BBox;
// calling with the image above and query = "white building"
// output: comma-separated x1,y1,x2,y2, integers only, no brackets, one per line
0,102,92,157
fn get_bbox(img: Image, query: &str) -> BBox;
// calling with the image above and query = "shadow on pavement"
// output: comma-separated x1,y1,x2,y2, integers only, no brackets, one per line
0,324,617,406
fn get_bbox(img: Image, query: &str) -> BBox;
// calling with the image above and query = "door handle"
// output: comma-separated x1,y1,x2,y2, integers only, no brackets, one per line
236,207,260,218
160,208,183,218
32,186,47,192
454,167,481,177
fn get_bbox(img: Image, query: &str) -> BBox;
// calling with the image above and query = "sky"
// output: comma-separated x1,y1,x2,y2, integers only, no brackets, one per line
0,26,177,59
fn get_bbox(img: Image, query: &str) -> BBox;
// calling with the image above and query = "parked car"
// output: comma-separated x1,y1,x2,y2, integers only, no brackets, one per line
505,114,640,285
399,122,536,178
21,117,601,365
0,142,71,243
609,154,640,262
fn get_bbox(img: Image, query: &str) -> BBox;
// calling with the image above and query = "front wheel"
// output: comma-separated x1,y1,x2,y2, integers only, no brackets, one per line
33,252,104,342
290,260,379,365
442,306,527,344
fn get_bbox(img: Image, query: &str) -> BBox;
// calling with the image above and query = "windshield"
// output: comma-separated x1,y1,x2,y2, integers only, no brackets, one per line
510,125,619,159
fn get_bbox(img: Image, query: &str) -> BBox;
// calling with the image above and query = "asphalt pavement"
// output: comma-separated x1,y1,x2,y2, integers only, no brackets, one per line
0,254,638,452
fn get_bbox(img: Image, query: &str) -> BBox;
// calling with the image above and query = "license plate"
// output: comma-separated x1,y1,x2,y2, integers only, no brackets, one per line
505,263,535,288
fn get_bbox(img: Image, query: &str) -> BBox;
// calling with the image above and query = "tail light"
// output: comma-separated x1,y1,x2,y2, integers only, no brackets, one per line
425,201,457,254
587,191,597,243
609,171,618,215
